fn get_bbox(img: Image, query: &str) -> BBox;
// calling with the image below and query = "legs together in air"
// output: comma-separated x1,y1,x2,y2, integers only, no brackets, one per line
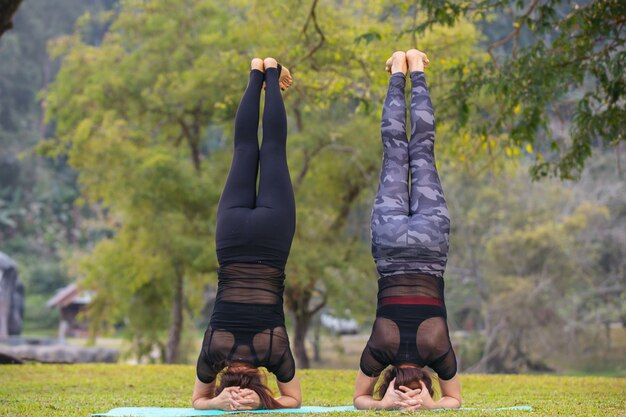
371,50,450,279
215,57,296,269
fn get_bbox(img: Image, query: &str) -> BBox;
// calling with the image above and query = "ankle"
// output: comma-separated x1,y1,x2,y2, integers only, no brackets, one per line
409,62,425,72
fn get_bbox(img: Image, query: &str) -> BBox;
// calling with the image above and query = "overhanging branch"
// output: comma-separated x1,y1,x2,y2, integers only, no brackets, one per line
0,0,23,39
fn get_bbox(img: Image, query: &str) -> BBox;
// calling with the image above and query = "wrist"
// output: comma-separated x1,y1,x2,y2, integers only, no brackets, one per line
193,396,218,410
379,397,396,410
204,397,218,409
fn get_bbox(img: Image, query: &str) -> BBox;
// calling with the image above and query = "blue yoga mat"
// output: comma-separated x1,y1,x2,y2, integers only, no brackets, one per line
93,407,354,416
93,405,533,416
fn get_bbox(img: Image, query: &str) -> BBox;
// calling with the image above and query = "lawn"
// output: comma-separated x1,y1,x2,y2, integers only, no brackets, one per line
1,365,624,417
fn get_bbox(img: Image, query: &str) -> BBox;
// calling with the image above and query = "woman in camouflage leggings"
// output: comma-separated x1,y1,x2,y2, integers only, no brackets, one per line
354,50,462,411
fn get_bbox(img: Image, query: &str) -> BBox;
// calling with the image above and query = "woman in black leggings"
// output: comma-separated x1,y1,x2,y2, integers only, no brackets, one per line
192,57,301,411
353,50,461,411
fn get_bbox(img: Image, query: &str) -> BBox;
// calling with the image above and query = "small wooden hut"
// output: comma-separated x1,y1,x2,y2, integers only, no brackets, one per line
46,283,91,339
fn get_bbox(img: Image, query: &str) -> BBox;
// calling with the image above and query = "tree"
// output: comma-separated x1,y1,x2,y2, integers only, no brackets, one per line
399,0,625,179
0,0,115,333
443,152,625,373
44,0,242,363
45,0,487,366
236,0,488,367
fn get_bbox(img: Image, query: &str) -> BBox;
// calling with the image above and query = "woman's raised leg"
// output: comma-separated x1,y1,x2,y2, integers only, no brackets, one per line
371,51,410,261
406,50,450,276
255,58,296,252
217,59,264,215
216,59,264,255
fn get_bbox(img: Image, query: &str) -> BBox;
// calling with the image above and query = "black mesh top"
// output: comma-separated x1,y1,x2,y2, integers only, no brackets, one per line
196,263,296,384
359,273,457,380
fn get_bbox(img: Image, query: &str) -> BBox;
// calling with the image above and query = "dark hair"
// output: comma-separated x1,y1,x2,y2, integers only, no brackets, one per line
376,366,434,399
214,365,282,409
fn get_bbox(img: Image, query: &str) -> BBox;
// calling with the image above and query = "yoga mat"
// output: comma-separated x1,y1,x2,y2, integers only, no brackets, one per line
93,407,354,416
94,405,533,416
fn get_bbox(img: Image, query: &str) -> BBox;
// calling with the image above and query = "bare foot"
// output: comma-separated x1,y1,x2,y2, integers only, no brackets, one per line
278,65,292,90
263,57,293,90
406,49,429,72
251,57,264,72
385,51,407,75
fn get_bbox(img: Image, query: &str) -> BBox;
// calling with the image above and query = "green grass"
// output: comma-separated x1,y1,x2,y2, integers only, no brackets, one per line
1,365,625,416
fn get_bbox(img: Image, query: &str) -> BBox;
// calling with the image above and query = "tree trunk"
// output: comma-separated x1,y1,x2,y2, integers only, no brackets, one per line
166,265,184,364
39,54,50,140
0,269,8,340
312,315,321,362
293,307,311,369
286,286,327,369
0,0,23,38
187,136,201,174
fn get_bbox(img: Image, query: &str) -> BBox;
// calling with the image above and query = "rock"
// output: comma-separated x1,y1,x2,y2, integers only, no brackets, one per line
0,351,22,364
0,343,118,363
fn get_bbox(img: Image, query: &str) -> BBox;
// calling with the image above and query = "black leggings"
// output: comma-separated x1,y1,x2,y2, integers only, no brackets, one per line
215,68,295,270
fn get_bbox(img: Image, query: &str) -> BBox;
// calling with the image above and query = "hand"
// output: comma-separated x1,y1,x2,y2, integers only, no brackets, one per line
379,378,403,410
395,381,436,411
209,386,242,411
394,384,422,411
230,388,261,410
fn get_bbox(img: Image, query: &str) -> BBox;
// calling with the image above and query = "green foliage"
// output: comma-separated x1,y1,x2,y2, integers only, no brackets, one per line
43,0,248,361
245,0,487,366
0,0,113,332
43,0,487,364
1,365,626,416
14,257,69,334
13,0,625,372
402,0,626,179
0,0,110,148
443,152,626,373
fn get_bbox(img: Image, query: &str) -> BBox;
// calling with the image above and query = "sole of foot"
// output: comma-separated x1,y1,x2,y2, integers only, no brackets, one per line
406,49,429,71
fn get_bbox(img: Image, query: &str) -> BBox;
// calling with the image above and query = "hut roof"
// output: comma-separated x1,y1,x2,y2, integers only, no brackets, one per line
46,283,92,309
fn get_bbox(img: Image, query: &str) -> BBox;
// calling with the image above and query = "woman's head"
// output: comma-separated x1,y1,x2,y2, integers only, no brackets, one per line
376,365,434,399
215,363,281,409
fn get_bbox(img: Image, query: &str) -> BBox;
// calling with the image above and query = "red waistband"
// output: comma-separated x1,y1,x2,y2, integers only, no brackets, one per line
379,296,444,307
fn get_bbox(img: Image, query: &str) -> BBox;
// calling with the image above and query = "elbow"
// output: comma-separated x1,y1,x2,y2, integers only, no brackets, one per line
352,396,365,410
284,394,302,409
450,395,462,409
191,397,206,410
279,396,301,409
292,392,303,408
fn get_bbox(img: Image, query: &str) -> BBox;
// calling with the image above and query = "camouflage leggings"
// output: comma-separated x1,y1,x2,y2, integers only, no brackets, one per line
371,72,450,279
